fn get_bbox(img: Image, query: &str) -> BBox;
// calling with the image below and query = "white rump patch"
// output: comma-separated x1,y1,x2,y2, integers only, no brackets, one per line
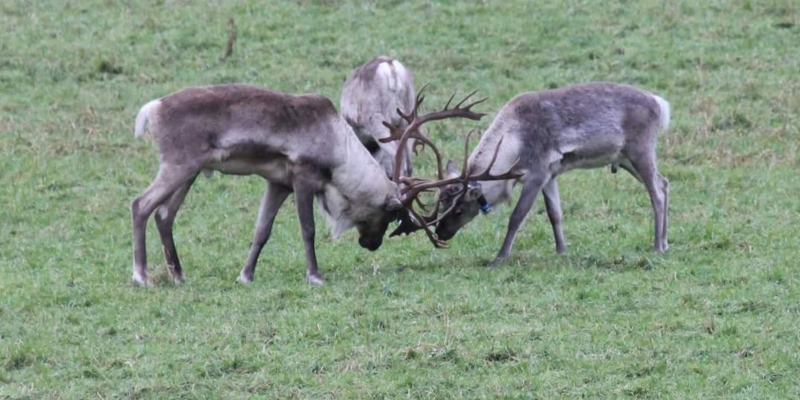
377,60,410,94
376,62,397,92
391,60,408,81
651,94,671,130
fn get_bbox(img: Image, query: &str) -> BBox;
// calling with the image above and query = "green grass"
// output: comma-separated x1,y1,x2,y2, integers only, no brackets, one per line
2,0,800,398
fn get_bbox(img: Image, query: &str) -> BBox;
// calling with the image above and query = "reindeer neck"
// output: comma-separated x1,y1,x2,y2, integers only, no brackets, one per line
329,117,395,206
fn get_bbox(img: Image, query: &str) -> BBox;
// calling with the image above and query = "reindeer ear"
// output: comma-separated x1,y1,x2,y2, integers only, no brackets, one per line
446,159,459,178
465,184,482,201
385,196,404,212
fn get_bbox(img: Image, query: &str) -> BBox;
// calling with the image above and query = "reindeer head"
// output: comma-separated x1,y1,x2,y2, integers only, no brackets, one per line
434,160,487,241
354,194,403,251
380,86,521,248
316,172,404,252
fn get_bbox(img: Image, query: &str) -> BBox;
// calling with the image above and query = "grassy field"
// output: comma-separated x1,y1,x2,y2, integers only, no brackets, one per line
2,0,800,398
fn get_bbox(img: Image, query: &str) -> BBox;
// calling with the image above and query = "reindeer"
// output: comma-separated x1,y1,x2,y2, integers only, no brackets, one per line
129,84,487,286
387,83,671,267
129,84,408,286
341,56,416,179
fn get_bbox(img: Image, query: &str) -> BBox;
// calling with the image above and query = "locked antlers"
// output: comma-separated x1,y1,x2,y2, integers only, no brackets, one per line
382,86,522,248
380,84,487,183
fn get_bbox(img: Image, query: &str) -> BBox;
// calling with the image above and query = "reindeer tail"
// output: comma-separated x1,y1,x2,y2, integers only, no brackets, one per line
134,100,160,138
650,94,671,130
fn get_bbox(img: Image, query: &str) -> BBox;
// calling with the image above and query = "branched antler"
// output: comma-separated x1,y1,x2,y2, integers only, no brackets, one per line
382,86,521,248
381,85,486,184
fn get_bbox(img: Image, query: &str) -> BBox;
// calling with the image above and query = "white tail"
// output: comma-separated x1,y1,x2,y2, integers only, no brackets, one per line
134,100,160,138
651,94,671,130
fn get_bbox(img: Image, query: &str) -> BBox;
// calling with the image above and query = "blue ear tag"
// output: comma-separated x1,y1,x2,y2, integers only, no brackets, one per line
477,195,492,214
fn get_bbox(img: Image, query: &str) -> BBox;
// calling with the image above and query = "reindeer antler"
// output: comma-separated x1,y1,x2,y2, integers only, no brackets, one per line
400,130,522,214
382,86,521,248
381,85,487,183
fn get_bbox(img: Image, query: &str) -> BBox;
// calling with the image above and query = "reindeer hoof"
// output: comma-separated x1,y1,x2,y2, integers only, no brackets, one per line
487,257,506,269
307,274,325,285
236,273,253,284
132,273,150,287
168,269,186,285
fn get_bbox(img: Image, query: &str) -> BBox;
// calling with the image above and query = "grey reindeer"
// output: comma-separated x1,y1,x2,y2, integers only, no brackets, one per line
341,56,417,179
130,84,405,286
391,83,671,267
129,84,487,286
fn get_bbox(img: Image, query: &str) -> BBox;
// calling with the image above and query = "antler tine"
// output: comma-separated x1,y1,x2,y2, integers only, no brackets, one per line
468,136,524,182
426,187,466,226
415,94,426,116
460,129,475,180
454,89,477,108
414,197,430,212
411,89,487,129
480,136,505,177
413,83,429,116
443,92,456,110
407,206,449,248
462,96,488,112
398,176,428,186
416,83,429,102
413,139,426,155
410,133,445,180
415,190,443,222
396,83,429,124
396,107,413,124
381,121,406,143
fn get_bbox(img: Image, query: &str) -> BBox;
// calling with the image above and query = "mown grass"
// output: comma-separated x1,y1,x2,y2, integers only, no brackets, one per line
2,0,799,398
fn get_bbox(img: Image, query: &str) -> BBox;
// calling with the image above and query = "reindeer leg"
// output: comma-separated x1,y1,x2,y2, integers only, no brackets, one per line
488,173,550,268
542,178,567,254
131,165,198,286
153,176,197,284
293,179,324,285
627,156,667,253
238,181,292,283
657,172,669,251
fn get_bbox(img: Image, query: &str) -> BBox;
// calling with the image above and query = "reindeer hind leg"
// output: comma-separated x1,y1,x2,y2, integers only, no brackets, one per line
153,176,197,284
624,152,667,253
131,164,200,286
542,178,567,254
